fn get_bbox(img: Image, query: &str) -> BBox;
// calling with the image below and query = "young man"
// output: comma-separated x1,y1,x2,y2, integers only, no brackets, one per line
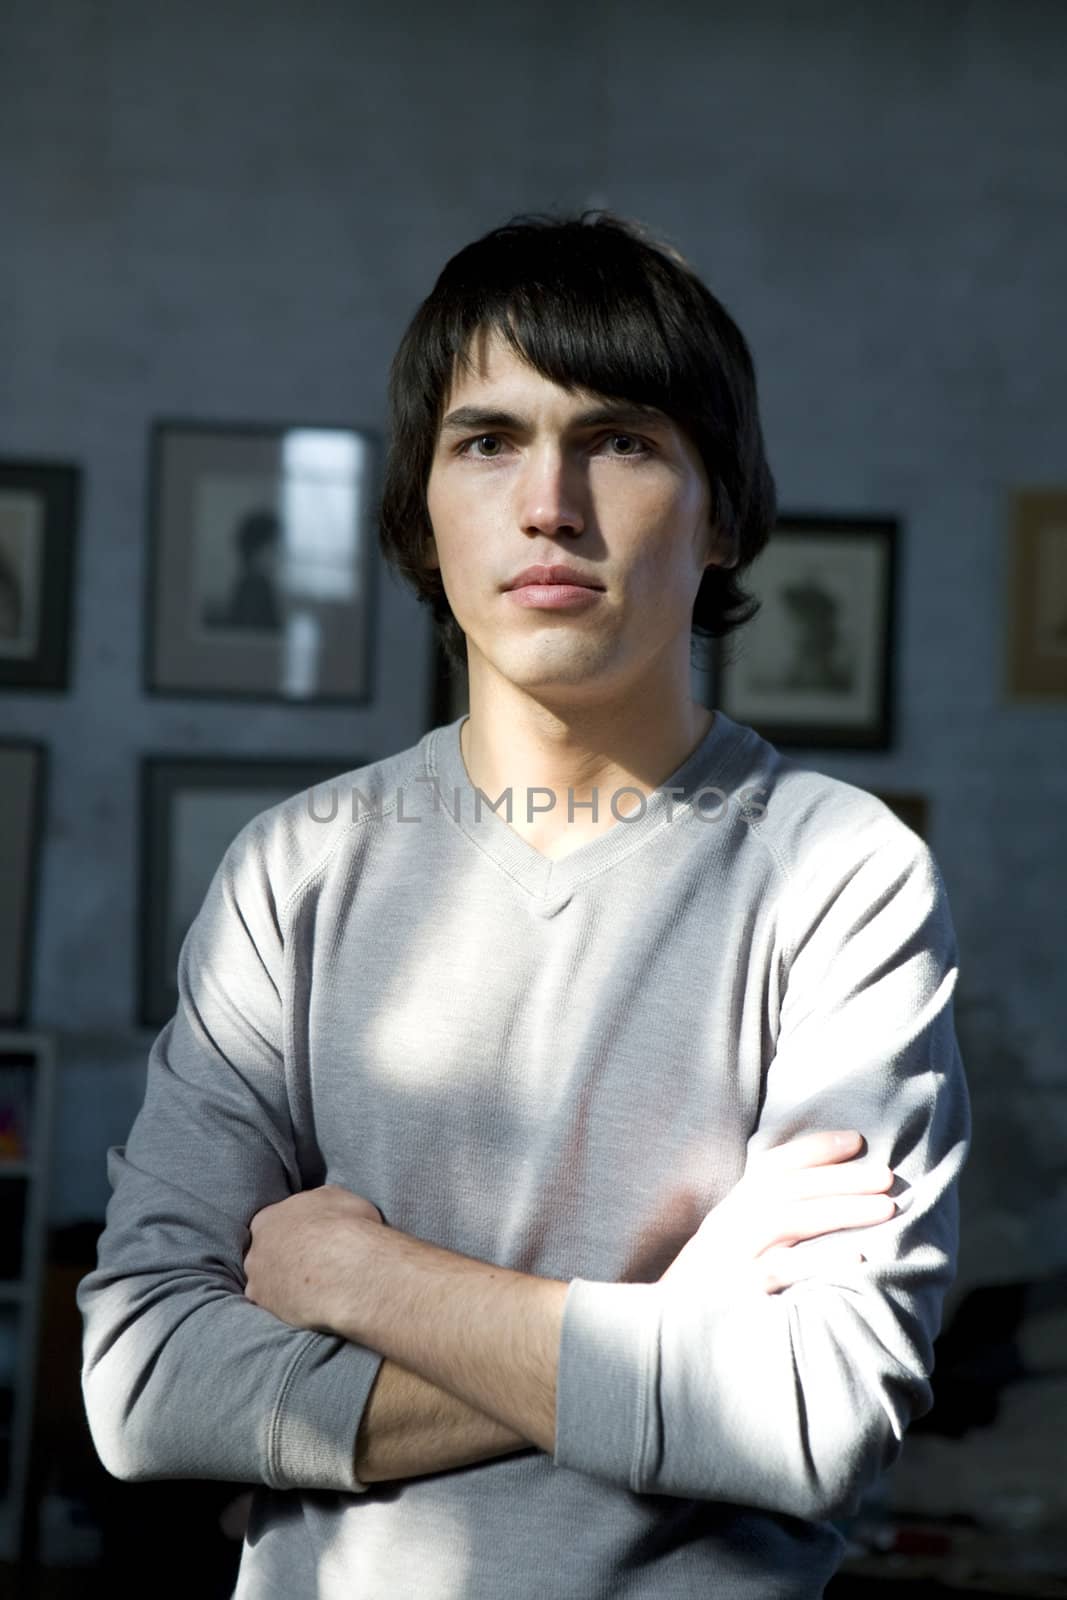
78,211,970,1598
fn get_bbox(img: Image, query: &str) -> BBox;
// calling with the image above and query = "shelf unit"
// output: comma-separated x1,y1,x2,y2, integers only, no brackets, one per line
0,1029,55,1562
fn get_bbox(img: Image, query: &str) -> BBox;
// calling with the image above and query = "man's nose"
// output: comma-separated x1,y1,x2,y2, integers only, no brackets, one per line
517,447,587,536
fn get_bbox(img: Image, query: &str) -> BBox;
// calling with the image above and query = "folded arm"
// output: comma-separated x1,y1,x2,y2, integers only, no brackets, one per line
77,814,389,1491
79,810,535,1490
356,1359,530,1483
553,819,971,1521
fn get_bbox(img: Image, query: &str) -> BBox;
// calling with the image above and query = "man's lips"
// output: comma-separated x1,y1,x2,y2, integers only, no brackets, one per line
505,581,605,611
504,564,604,590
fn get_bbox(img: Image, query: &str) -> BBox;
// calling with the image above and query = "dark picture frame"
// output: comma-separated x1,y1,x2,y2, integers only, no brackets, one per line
138,753,363,1027
0,461,80,691
713,513,898,749
144,420,379,704
1005,488,1067,700
0,742,48,1025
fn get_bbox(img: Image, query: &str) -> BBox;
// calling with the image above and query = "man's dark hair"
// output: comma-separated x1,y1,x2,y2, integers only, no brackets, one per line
378,208,777,671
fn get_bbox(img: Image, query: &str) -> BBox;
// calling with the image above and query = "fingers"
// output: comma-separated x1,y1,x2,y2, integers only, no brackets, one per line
662,1128,897,1290
765,1192,896,1248
783,1160,894,1200
758,1130,866,1170
759,1241,868,1295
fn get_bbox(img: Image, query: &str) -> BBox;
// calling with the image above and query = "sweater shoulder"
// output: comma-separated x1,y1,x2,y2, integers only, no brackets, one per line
211,725,440,916
717,719,949,977
723,717,932,885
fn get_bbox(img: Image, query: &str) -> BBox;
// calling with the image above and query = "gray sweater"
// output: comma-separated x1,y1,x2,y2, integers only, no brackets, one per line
78,710,970,1598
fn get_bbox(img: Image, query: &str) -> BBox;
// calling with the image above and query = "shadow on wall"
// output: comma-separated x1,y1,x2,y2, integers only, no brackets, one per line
950,984,1067,1291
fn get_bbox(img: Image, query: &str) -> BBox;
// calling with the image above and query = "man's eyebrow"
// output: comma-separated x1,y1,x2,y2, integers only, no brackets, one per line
438,402,671,437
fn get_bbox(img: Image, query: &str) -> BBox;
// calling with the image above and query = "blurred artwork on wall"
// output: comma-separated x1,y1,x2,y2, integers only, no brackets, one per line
146,421,378,705
713,513,898,750
1005,489,1067,700
0,462,79,691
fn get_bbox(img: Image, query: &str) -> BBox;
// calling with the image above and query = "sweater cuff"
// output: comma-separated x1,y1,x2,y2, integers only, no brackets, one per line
269,1333,386,1493
552,1278,662,1490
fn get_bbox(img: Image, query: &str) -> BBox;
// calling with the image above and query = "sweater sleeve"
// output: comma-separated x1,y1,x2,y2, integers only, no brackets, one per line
76,813,384,1490
553,817,971,1522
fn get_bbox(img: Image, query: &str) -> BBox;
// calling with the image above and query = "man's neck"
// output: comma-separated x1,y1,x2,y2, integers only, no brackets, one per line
457,690,716,860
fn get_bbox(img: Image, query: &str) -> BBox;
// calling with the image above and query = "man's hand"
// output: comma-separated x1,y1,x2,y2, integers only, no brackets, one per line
659,1129,896,1297
242,1188,563,1450
243,1184,383,1332
243,1189,544,1479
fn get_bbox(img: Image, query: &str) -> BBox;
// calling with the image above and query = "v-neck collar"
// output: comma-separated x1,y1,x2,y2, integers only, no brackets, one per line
426,708,744,912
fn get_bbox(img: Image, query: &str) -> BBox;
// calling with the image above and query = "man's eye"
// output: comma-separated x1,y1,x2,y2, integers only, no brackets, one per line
607,433,651,457
457,433,652,460
460,434,505,458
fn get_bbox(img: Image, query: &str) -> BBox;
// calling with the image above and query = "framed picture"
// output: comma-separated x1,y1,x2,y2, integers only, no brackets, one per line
429,629,469,730
138,754,363,1027
713,514,898,749
0,461,80,690
145,420,379,703
0,743,48,1025
0,1029,55,1562
1006,489,1067,700
869,789,928,841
